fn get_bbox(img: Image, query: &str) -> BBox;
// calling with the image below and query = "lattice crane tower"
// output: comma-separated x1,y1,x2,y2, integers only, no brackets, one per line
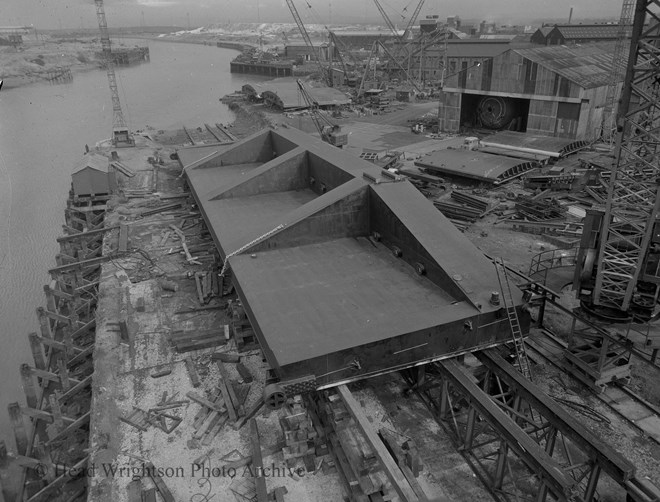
591,0,660,316
574,0,660,322
94,0,134,147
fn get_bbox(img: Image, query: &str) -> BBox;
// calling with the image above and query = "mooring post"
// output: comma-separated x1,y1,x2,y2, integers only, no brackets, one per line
57,358,70,391
28,333,47,371
20,364,38,409
0,439,15,502
36,307,53,339
43,285,57,314
7,403,28,456
48,394,64,433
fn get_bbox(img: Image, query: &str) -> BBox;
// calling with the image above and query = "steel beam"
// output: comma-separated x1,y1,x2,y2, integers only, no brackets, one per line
476,349,635,484
436,359,576,499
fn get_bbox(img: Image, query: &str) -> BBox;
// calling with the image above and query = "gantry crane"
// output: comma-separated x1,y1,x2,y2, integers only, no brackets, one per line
285,0,330,85
94,0,133,147
297,79,348,148
571,0,660,388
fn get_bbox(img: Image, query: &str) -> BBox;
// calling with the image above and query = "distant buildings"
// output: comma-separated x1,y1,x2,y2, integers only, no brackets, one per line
439,42,626,140
530,24,632,45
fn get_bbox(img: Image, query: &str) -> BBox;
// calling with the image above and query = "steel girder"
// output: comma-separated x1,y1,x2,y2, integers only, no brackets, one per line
594,0,660,311
415,350,641,501
603,0,636,141
94,0,128,132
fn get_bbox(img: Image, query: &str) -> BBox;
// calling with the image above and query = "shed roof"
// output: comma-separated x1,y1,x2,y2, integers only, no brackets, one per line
479,34,517,40
72,153,109,174
332,30,401,37
538,26,553,37
551,24,632,40
447,28,469,39
513,42,627,89
446,40,512,58
480,131,590,158
248,78,351,109
414,148,538,184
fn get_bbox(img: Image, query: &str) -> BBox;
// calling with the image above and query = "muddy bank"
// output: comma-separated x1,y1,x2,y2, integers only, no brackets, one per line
0,37,150,89
0,40,101,88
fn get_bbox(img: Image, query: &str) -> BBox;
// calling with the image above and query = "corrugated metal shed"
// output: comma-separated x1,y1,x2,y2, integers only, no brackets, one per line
414,148,538,184
513,42,628,89
71,153,115,196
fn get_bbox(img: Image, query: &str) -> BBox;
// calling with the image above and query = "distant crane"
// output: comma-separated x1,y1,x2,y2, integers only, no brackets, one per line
401,0,425,40
285,0,330,85
94,0,133,146
296,79,348,148
372,0,400,39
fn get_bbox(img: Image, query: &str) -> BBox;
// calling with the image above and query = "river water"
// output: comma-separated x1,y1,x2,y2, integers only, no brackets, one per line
0,39,268,449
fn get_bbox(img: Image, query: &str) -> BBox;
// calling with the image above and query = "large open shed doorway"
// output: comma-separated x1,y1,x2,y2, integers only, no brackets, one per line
460,93,530,132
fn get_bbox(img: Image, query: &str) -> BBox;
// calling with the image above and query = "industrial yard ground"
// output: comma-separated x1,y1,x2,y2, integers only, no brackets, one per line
3,84,660,502
80,102,660,501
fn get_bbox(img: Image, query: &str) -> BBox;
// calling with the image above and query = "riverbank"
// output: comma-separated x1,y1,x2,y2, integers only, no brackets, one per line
0,39,100,88
0,37,150,89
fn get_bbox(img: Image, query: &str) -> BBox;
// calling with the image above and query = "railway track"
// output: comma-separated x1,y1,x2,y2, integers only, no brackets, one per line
526,328,660,445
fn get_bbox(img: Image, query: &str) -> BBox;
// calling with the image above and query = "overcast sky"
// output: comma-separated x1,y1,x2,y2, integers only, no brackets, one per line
2,0,625,30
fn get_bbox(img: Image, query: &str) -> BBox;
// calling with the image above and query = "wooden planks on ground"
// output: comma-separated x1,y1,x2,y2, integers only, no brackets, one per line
250,419,269,502
118,224,129,252
168,328,228,353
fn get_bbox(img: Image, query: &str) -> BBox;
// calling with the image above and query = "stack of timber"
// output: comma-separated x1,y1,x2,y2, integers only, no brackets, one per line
229,301,258,352
450,191,490,213
433,200,481,227
279,397,324,470
316,392,396,501
193,264,221,305
513,195,565,221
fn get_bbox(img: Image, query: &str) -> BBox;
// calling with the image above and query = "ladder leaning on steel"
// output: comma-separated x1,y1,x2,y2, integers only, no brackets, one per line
494,258,533,380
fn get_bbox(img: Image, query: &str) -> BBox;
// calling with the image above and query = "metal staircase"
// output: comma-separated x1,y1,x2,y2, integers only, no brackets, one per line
495,258,533,380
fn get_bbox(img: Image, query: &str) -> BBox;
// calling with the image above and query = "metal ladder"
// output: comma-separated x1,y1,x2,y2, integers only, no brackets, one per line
495,258,533,380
